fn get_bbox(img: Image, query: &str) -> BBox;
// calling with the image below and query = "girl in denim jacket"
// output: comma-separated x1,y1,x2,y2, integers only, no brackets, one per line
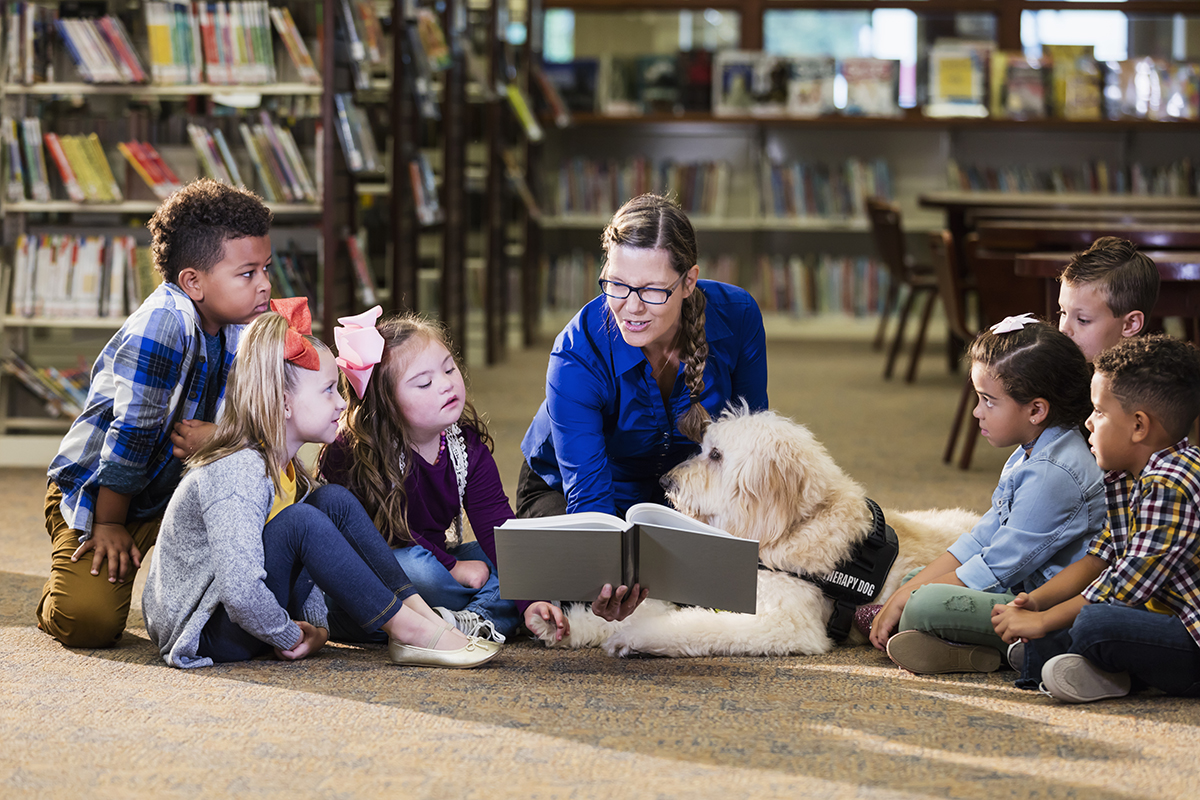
868,316,1106,674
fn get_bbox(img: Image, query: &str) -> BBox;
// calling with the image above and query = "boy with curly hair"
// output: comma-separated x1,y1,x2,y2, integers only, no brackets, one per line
993,334,1200,702
1057,236,1160,362
38,179,273,648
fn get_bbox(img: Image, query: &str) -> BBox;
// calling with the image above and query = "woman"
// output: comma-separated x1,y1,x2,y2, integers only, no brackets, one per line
518,193,769,620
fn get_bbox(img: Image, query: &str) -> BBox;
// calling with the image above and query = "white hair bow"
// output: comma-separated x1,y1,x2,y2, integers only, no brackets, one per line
990,313,1038,335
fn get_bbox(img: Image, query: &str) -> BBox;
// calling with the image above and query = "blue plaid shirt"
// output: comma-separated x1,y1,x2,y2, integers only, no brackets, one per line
1084,441,1200,647
48,281,242,539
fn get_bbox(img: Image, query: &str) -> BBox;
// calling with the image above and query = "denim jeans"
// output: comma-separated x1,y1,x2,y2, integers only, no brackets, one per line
198,484,418,663
1021,603,1200,696
326,540,519,643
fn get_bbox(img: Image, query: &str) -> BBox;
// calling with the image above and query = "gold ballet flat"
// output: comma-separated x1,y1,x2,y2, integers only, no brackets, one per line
388,625,501,669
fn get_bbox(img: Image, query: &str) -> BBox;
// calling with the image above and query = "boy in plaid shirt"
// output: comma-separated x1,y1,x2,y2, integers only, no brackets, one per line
992,334,1200,702
37,180,273,648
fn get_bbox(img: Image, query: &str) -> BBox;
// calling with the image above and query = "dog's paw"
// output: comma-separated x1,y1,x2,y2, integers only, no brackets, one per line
602,632,639,658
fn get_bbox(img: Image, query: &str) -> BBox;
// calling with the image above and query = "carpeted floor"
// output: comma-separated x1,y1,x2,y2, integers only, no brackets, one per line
3,322,1198,799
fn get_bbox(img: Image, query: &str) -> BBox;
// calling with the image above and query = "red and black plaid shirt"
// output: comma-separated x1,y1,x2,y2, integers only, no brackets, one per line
1084,441,1200,647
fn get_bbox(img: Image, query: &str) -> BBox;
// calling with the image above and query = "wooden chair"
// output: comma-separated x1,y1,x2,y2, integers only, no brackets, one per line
866,197,940,382
929,230,979,470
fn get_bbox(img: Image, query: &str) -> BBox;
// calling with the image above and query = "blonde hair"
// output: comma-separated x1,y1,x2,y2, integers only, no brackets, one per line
188,312,329,497
601,193,709,442
325,313,492,547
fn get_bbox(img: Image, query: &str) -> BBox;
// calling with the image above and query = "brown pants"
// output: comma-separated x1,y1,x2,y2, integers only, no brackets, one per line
36,483,161,648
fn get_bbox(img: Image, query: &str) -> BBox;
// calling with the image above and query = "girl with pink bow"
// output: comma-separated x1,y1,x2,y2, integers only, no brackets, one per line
320,309,568,644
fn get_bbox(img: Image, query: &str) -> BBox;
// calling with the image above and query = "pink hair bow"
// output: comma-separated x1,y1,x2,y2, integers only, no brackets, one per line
334,305,384,399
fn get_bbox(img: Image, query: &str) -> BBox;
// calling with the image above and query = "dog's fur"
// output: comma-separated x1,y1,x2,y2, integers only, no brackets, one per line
527,407,979,657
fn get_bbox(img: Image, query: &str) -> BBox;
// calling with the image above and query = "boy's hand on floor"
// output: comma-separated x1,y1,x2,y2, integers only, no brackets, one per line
171,419,217,459
72,523,142,583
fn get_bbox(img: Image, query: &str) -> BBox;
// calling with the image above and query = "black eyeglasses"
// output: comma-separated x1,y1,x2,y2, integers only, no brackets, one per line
598,274,685,305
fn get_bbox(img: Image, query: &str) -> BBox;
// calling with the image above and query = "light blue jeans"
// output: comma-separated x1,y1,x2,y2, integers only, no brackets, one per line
325,540,519,643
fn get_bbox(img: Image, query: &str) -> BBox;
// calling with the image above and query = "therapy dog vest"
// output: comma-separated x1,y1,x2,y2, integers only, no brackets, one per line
762,498,898,643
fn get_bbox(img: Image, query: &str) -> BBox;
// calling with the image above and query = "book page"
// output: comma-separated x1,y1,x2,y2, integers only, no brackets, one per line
495,522,627,602
497,512,629,532
624,503,734,538
635,523,759,614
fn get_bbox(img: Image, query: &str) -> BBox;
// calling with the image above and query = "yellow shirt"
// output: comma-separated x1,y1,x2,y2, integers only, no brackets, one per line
266,462,298,523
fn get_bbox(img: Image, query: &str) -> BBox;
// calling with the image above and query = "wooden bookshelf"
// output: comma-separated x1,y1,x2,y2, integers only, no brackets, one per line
0,1,336,453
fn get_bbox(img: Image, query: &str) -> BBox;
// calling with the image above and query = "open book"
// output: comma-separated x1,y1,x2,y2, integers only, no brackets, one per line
495,504,759,614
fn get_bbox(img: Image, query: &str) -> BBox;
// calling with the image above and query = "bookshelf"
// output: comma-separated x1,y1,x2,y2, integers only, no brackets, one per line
0,1,334,457
345,0,546,365
535,0,1200,320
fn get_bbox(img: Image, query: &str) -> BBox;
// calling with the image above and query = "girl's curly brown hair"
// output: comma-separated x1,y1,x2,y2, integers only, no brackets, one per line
322,313,492,547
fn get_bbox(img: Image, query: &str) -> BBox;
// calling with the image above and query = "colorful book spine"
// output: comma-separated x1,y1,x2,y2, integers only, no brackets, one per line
44,132,85,202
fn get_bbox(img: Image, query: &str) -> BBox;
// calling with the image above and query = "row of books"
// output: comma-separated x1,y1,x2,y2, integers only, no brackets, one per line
4,113,319,204
4,2,320,86
8,234,157,320
947,158,1199,197
761,158,893,221
551,158,730,218
1,352,90,420
146,2,319,86
933,42,1200,121
5,118,125,204
541,53,903,119
542,48,1200,123
540,249,888,318
753,254,889,318
188,113,319,203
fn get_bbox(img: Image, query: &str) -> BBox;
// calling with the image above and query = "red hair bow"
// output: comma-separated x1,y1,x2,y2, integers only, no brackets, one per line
269,297,321,371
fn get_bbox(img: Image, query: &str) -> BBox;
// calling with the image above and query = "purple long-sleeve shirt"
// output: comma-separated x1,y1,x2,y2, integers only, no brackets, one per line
319,425,513,571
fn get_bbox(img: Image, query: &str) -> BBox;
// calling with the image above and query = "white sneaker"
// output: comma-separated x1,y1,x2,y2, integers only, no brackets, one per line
1040,654,1131,703
434,606,506,644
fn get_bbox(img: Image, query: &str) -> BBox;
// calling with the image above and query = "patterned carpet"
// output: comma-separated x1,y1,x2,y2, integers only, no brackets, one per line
3,332,1198,799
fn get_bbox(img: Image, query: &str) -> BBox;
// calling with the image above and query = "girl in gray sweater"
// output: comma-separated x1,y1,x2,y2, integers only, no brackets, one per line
142,298,500,669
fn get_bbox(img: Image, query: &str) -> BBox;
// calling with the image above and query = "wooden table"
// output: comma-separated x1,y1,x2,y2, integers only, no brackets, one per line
1013,250,1200,344
922,191,1200,234
977,220,1200,251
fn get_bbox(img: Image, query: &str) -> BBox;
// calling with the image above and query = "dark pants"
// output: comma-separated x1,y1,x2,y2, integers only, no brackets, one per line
514,460,568,519
198,484,418,663
1022,603,1200,696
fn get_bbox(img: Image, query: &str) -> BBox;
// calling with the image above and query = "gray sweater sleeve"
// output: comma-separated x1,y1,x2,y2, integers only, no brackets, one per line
198,456,303,652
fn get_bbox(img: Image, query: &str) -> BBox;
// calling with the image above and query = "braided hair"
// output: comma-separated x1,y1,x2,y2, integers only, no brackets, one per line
601,194,710,442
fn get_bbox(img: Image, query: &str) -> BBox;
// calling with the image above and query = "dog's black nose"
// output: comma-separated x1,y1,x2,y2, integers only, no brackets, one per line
660,473,675,492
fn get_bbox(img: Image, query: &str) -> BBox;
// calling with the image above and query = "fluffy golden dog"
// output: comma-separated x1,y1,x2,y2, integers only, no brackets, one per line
527,407,977,657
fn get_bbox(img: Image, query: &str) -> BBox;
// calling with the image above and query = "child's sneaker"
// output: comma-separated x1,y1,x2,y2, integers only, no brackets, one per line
1006,641,1025,671
886,630,1001,674
435,606,506,644
1039,654,1131,703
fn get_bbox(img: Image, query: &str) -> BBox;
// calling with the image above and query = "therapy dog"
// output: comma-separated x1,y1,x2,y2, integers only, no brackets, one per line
527,407,978,657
